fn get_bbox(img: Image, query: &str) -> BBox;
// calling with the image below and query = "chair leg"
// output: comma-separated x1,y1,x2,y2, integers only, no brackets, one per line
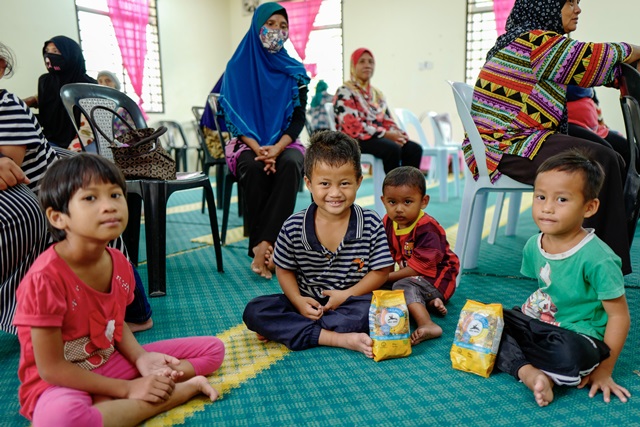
455,188,487,271
452,152,461,198
489,193,506,245
202,182,224,272
201,165,211,214
221,176,235,245
372,158,386,215
215,163,225,207
438,153,448,203
505,192,523,236
123,193,142,266
142,183,168,297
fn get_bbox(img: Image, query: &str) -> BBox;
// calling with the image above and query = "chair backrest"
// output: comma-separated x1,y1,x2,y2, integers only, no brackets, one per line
427,111,456,147
207,93,230,145
60,83,147,161
155,120,189,151
395,108,432,149
190,106,218,165
324,102,337,131
393,108,407,131
620,64,640,165
449,81,491,178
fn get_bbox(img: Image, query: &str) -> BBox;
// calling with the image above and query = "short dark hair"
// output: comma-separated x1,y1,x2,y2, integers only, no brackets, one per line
382,166,426,197
39,154,127,241
535,148,604,201
304,130,362,180
0,42,16,78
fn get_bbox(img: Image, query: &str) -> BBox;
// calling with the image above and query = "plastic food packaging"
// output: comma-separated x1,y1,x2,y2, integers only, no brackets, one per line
369,290,411,362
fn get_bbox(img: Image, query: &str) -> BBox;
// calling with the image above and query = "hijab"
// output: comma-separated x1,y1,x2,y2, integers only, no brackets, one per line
97,70,121,91
310,79,329,108
486,0,565,61
219,2,309,146
38,35,96,148
344,48,385,108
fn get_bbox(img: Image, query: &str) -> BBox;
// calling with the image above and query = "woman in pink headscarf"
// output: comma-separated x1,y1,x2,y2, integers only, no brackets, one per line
333,48,422,173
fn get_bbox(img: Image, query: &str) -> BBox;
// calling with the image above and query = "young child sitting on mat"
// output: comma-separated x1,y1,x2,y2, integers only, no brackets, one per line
495,149,630,407
243,130,394,357
14,154,225,426
380,166,459,345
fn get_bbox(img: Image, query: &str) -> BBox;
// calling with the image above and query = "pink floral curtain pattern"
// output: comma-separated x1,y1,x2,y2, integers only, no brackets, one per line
493,0,516,36
107,0,149,112
279,0,323,76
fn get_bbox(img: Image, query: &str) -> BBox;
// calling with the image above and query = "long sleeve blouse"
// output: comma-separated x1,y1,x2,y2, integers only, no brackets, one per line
333,84,400,141
466,30,631,182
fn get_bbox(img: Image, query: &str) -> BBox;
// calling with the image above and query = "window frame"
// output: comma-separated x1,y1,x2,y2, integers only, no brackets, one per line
465,0,497,84
74,0,165,113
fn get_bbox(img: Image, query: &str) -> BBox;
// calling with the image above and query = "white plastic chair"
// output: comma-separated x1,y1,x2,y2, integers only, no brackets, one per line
324,102,386,215
395,108,461,202
448,81,532,276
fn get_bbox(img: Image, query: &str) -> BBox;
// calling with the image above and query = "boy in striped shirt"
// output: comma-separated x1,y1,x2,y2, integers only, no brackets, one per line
381,166,459,345
243,131,394,357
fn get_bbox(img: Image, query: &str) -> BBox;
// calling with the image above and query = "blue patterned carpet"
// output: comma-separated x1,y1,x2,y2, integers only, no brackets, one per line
0,176,638,426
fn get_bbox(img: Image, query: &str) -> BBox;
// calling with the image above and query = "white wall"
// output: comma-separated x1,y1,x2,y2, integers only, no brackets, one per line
342,0,467,142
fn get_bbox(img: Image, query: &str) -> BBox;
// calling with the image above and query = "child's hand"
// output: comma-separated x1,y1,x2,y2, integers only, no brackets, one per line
136,352,184,380
126,375,175,402
293,296,324,320
322,290,349,311
578,369,631,403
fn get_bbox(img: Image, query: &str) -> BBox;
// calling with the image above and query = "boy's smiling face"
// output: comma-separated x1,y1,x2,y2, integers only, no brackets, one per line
305,161,362,219
381,185,429,229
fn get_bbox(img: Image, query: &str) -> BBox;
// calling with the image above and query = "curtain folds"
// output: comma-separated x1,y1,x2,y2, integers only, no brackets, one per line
107,0,149,113
493,0,515,36
279,0,323,76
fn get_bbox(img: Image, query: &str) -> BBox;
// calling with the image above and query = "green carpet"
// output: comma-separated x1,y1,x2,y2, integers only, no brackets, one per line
1,177,639,426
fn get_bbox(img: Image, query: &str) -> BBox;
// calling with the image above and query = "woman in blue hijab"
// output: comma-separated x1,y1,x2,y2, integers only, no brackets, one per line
220,2,310,279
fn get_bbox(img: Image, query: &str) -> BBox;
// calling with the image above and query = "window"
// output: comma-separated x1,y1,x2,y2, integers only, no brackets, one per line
465,0,497,84
75,0,164,113
282,0,343,98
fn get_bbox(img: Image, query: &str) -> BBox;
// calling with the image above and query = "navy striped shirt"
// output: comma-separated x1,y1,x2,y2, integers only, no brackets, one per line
273,203,394,299
0,90,57,192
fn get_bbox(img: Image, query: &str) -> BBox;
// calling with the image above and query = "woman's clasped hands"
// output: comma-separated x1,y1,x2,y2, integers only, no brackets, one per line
255,144,284,174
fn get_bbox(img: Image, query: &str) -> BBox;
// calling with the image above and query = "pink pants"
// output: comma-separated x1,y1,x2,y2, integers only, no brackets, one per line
31,336,225,427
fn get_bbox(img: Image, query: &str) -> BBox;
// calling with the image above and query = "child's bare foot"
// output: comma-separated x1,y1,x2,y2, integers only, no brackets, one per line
251,241,273,279
428,298,447,315
518,364,554,407
410,322,443,345
256,333,270,343
264,245,275,272
184,376,219,402
319,331,374,358
127,318,153,333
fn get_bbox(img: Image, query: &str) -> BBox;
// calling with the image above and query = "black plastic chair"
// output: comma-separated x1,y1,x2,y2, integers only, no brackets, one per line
60,83,223,296
619,63,640,242
155,120,203,172
206,93,250,245
191,106,228,208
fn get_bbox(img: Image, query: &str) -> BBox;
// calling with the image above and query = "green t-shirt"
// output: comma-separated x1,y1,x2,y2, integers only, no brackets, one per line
520,230,624,340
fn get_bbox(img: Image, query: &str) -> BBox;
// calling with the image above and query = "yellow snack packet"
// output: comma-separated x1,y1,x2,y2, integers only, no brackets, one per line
450,300,504,378
369,290,411,362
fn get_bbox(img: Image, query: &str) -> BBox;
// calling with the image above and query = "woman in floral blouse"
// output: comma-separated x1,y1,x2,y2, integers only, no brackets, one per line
333,48,422,173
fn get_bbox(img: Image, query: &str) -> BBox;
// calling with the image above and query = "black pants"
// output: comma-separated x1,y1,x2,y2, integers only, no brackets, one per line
568,123,630,175
498,133,631,274
358,137,423,173
495,308,609,386
235,148,303,257
243,294,372,351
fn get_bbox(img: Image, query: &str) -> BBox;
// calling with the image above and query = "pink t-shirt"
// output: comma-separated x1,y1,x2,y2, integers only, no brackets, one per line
13,245,135,420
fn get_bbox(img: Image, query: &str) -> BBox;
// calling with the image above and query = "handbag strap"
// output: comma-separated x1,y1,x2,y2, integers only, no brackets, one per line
89,105,167,148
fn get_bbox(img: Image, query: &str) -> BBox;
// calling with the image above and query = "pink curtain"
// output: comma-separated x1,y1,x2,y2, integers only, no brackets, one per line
279,0,323,76
493,0,516,36
107,0,149,113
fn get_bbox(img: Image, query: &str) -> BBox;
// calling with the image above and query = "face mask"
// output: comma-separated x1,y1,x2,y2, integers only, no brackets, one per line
259,26,288,53
44,53,65,73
